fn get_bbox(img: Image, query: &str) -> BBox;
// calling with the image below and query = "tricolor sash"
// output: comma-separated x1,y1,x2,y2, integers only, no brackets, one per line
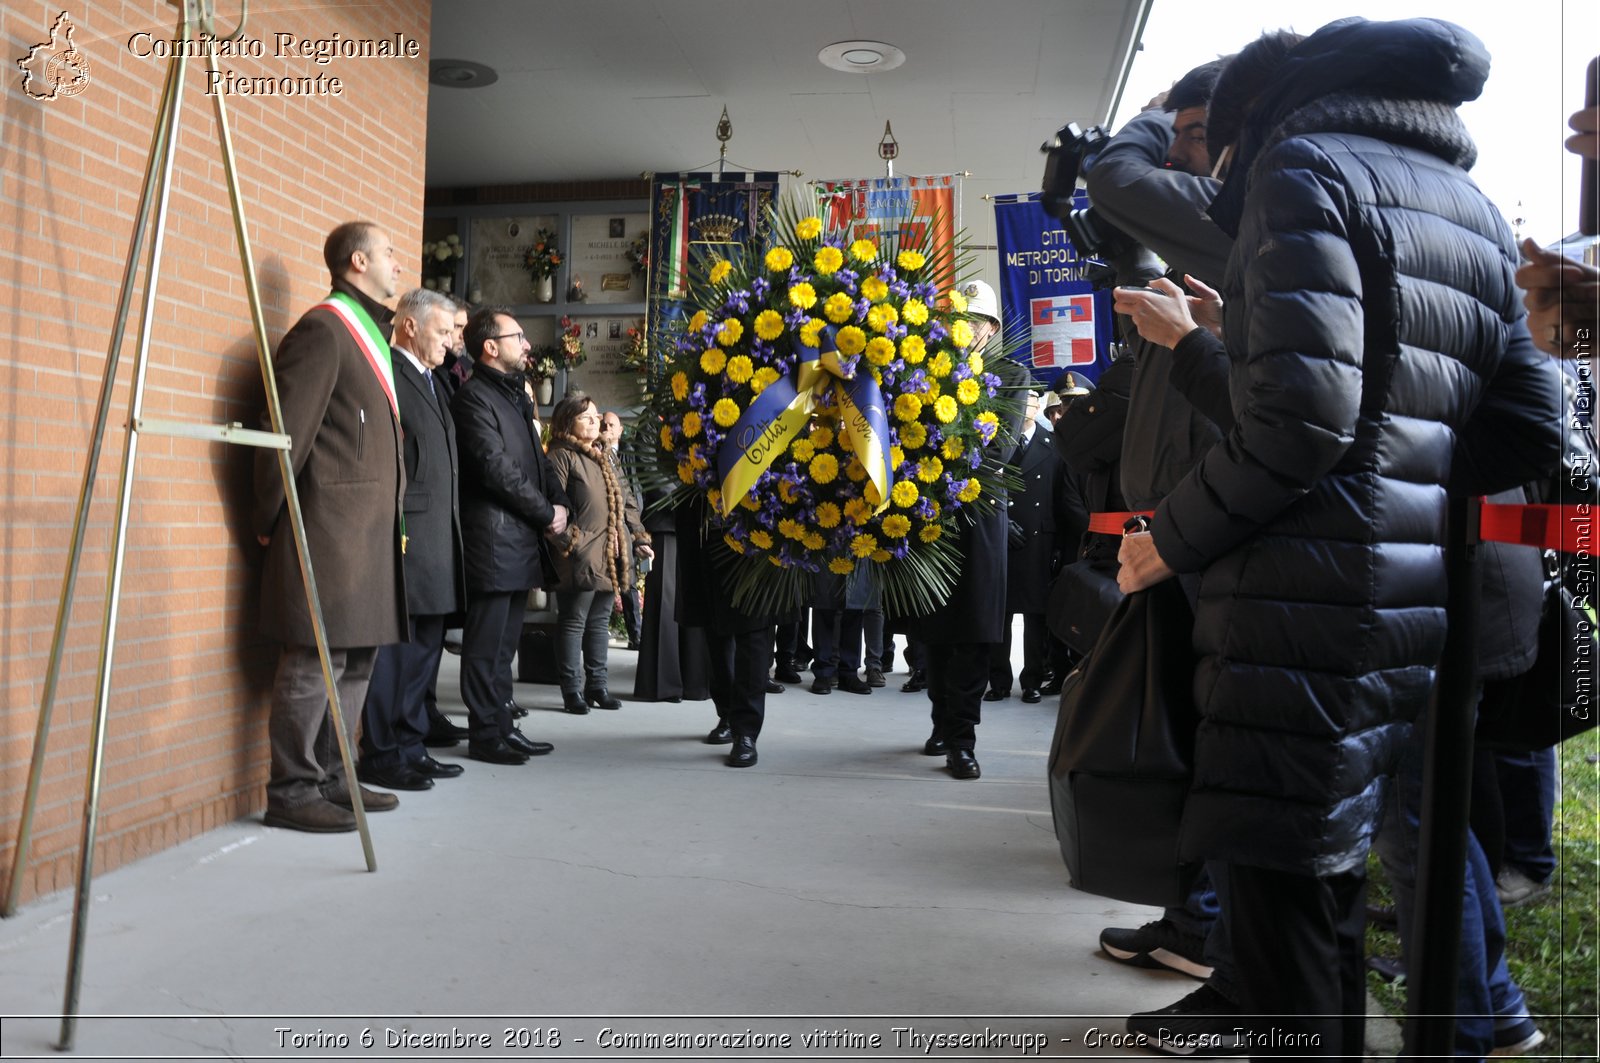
315,290,398,418
715,325,894,517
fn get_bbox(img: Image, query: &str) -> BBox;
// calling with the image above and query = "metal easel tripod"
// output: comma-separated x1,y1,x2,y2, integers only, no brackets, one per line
2,0,380,1049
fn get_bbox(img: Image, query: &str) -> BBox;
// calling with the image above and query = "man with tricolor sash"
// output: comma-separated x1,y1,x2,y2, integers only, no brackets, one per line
253,220,408,833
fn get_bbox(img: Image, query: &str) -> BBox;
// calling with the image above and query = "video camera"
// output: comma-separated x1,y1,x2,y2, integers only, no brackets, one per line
1040,122,1157,289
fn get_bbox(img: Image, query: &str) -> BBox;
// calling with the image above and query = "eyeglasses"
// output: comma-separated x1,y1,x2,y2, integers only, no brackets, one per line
489,331,525,342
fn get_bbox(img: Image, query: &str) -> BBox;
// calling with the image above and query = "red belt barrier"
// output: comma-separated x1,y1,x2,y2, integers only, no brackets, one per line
1086,510,1155,535
1478,502,1594,553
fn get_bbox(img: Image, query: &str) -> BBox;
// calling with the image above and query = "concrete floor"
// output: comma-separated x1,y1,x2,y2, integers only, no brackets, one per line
0,637,1401,1061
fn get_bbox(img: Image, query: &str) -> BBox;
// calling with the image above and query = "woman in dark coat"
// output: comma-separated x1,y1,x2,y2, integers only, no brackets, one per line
1114,18,1563,1054
545,392,651,713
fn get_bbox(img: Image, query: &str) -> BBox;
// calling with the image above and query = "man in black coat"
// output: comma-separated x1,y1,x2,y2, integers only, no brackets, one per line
988,391,1060,703
452,307,570,765
356,288,468,791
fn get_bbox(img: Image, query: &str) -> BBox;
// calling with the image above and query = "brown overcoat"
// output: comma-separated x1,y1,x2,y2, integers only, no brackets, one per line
545,438,647,593
252,281,407,648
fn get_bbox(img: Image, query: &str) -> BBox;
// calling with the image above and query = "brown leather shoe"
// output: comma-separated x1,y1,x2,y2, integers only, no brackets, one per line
263,798,357,833
323,783,400,812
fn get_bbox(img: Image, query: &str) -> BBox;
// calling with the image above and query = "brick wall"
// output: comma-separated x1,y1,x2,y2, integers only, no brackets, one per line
0,0,433,907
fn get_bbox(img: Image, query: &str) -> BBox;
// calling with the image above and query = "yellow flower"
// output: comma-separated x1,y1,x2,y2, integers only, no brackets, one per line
942,436,965,461
823,292,855,324
778,479,798,504
900,335,926,363
769,555,789,568
897,249,927,271
928,351,953,378
712,398,741,427
726,354,753,384
891,480,919,507
975,411,999,437
802,531,825,551
808,452,839,484
739,493,761,511
893,394,921,422
849,239,877,263
813,246,844,274
828,557,855,574
926,500,941,521
749,529,773,550
796,216,823,239
889,444,905,468
845,457,867,482
957,378,980,405
865,337,896,366
924,379,941,400
947,289,968,313
707,488,722,509
779,518,805,540
950,320,974,349
687,443,707,470
798,317,825,347
933,395,958,424
671,371,689,401
688,310,708,332
752,366,781,394
901,299,929,327
815,502,841,528
717,318,744,347
754,309,784,341
659,424,675,451
844,498,870,524
881,514,911,538
967,352,984,375
788,282,818,310
835,325,867,356
765,246,794,272
958,479,983,503
865,303,898,333
677,461,694,484
850,532,877,558
792,438,816,462
902,429,928,456
682,410,703,437
871,548,892,562
919,522,943,543
700,347,727,374
708,258,732,285
860,276,889,302
916,456,944,482
725,533,746,553
810,425,834,450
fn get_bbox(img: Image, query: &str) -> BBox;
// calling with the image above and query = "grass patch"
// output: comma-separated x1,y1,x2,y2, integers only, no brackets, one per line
1366,731,1598,1058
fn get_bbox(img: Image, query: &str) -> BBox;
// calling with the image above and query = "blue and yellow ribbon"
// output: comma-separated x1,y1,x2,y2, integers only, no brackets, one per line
715,325,894,517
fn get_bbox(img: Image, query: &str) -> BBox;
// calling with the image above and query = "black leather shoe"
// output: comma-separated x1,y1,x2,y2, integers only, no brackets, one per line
726,735,758,767
424,711,469,748
467,739,528,765
810,676,834,695
585,688,622,710
704,721,734,744
923,731,949,756
983,688,1010,702
774,661,803,684
946,749,981,779
505,699,529,719
901,669,927,693
562,690,590,714
505,729,554,757
865,667,887,688
837,672,872,695
412,754,464,779
764,679,785,694
1021,687,1042,704
1040,679,1064,697
357,762,434,792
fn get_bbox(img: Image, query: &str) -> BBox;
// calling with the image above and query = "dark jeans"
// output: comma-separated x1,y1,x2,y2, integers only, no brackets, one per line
707,625,775,739
556,588,613,695
360,614,444,770
1495,746,1557,883
460,589,526,742
926,641,990,750
267,644,376,808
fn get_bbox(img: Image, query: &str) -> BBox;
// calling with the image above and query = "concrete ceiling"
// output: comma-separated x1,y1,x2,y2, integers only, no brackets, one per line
424,0,1151,206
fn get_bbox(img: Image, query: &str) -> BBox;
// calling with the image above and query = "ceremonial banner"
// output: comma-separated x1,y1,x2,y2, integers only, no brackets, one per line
648,172,780,350
993,191,1114,387
814,175,958,284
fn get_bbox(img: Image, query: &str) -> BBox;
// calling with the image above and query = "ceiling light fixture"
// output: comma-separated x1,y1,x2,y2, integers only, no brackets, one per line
428,59,498,89
818,40,906,74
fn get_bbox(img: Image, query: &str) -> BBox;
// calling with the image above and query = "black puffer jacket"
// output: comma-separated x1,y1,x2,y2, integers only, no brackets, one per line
1151,18,1564,875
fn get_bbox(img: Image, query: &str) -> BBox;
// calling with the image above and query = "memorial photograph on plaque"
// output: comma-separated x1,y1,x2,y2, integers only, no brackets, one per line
469,214,558,305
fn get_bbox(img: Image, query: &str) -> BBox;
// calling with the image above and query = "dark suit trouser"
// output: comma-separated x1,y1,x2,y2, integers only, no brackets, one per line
620,583,642,645
707,626,774,739
811,607,863,679
461,589,526,742
360,615,444,769
990,612,1050,691
926,641,989,751
267,644,377,808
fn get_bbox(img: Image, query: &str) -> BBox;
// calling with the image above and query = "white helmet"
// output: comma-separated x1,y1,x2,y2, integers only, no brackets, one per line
960,279,1000,323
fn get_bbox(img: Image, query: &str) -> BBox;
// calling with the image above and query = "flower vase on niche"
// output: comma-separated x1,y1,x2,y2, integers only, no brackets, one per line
536,376,554,405
535,274,555,304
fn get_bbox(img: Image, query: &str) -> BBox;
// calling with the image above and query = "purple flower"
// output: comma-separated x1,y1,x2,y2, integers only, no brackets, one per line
886,323,908,340
889,280,911,300
751,277,771,300
915,281,939,302
951,363,972,383
946,479,966,501
689,382,709,410
926,322,950,343
724,291,750,315
968,449,982,469
854,297,871,321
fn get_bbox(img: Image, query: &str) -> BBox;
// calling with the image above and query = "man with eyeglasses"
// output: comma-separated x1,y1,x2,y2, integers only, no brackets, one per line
450,307,570,764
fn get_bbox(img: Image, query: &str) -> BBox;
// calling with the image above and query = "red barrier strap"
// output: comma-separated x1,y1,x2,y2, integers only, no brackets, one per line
1478,502,1595,553
1087,510,1155,535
